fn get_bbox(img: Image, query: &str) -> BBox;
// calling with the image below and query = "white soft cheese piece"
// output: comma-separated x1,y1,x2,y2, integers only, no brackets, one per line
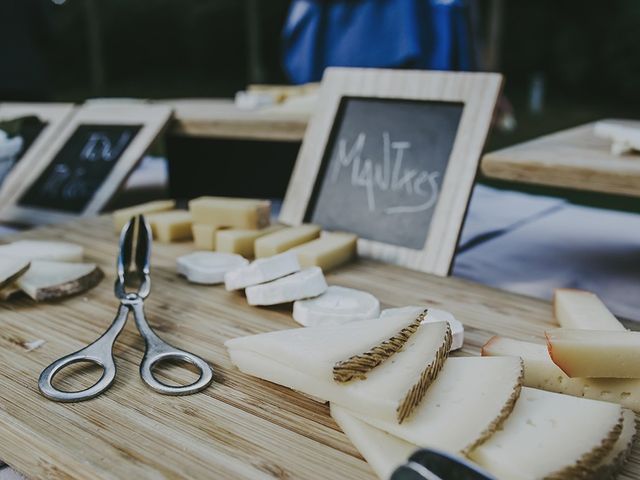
469,387,623,480
0,240,83,262
381,306,464,350
224,251,300,291
177,251,248,285
554,289,626,331
292,286,380,327
245,266,327,306
482,336,640,412
331,404,416,480
227,318,452,423
343,357,523,454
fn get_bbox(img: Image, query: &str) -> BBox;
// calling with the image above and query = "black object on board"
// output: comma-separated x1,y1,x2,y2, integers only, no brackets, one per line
18,124,141,213
306,97,463,250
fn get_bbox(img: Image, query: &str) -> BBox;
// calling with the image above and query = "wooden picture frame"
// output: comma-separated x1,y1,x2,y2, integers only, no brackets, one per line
280,68,502,276
0,103,172,225
0,103,76,205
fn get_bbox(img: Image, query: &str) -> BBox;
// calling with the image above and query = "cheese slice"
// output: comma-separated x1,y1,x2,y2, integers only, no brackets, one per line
254,225,321,258
177,252,248,285
0,240,83,262
554,289,626,331
0,258,30,290
146,210,193,242
224,251,300,291
192,224,221,250
17,260,104,301
188,196,270,229
113,199,175,232
330,404,416,480
292,286,380,327
226,315,452,423
593,408,636,478
381,306,464,351
291,232,357,271
468,387,623,480
245,267,327,306
344,357,523,454
546,328,640,378
482,336,640,412
216,224,285,257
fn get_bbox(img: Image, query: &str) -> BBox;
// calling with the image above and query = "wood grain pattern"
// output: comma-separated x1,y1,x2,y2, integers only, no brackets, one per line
481,120,640,197
166,99,309,142
280,67,502,276
0,216,638,479
0,103,173,226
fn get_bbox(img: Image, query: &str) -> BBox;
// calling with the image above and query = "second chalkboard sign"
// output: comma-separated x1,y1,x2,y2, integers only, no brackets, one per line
0,103,172,225
280,68,502,276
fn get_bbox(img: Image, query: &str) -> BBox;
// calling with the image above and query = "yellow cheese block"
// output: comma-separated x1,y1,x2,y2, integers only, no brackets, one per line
254,224,320,258
113,200,175,232
216,224,285,257
554,289,626,331
188,196,271,229
146,210,193,243
293,232,357,271
192,224,221,250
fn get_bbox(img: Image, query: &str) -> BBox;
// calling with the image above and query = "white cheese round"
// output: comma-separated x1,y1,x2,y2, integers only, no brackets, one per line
224,251,300,291
177,251,248,285
380,306,465,350
245,266,327,306
292,286,380,327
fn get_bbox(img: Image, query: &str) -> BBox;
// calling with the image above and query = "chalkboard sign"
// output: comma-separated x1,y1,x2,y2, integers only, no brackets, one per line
280,68,502,275
18,124,141,213
306,97,463,250
0,103,172,225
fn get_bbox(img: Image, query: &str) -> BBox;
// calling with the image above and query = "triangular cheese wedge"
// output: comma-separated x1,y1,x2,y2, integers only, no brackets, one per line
330,404,416,480
341,357,523,455
593,408,636,478
468,387,623,480
226,311,452,423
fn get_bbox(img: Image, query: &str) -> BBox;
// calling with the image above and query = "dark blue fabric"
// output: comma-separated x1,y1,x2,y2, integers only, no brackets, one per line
282,0,477,84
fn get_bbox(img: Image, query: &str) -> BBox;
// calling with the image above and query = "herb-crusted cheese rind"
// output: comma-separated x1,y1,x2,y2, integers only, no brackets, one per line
397,325,452,423
333,309,427,383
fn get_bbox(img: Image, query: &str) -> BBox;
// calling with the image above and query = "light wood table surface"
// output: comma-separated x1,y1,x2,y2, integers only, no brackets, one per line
167,99,310,142
481,120,640,197
0,216,638,479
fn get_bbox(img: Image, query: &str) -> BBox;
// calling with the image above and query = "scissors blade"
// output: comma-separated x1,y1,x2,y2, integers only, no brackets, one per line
391,448,496,480
136,215,152,276
117,216,136,284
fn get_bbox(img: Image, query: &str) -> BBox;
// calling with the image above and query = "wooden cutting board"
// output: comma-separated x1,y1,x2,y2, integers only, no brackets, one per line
0,216,637,479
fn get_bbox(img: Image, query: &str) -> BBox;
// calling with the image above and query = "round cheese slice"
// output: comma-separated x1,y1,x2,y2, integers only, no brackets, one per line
177,251,248,285
224,251,300,291
381,306,465,351
245,266,327,306
292,286,380,327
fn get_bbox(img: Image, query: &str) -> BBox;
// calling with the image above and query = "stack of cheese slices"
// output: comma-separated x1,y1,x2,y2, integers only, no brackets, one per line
0,240,103,301
226,301,636,480
113,198,358,273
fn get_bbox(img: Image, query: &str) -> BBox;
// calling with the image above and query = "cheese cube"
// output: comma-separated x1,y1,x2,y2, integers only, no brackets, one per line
192,224,220,250
554,289,626,331
146,210,193,242
254,224,320,258
216,224,285,258
188,196,270,229
292,232,357,271
113,200,175,232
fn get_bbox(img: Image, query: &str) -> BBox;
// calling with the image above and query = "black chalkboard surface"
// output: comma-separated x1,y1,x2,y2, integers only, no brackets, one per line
306,97,463,250
18,124,141,213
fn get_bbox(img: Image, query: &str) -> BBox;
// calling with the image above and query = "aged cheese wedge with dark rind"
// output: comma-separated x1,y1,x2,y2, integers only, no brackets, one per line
226,317,452,423
592,408,637,479
0,258,30,291
337,356,524,454
554,288,626,331
17,260,104,301
469,387,624,480
482,336,640,411
546,328,640,378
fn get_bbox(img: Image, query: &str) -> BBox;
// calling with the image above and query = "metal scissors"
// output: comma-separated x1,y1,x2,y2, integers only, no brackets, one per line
39,215,214,402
